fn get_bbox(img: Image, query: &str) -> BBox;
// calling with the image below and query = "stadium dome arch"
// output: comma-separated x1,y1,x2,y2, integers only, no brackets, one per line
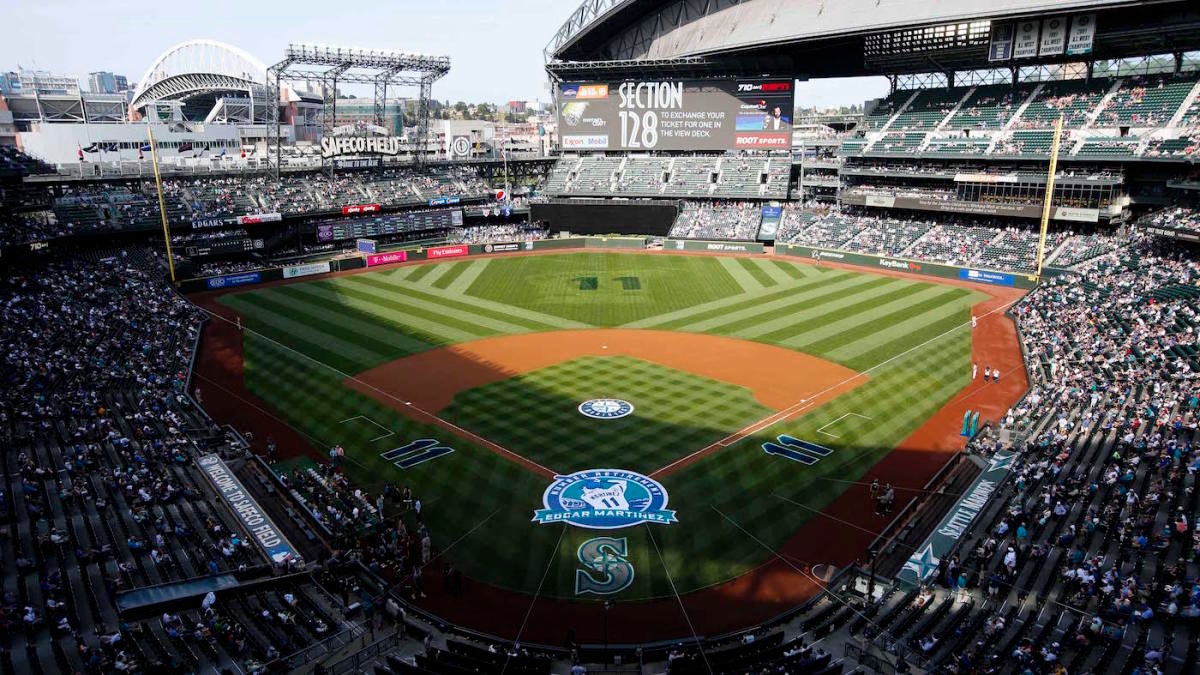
131,39,269,120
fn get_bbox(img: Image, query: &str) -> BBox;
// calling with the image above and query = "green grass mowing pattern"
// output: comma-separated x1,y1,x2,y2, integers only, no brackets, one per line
224,252,989,600
441,356,773,476
403,263,437,283
464,252,746,326
240,332,572,595
770,258,807,280
644,272,852,331
737,258,777,288
650,325,974,594
431,260,470,289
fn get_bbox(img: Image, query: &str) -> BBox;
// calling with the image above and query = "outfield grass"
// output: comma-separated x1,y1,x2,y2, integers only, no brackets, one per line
222,252,986,600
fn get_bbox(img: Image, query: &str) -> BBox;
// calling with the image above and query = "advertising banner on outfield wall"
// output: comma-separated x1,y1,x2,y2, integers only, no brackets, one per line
365,251,409,267
959,268,1015,287
481,242,532,253
776,244,1039,289
671,240,765,254
898,450,1015,585
236,213,282,225
197,455,299,565
282,262,331,279
427,245,469,259
205,272,262,289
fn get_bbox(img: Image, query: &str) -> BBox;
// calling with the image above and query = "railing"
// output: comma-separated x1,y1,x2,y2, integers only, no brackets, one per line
324,633,404,675
283,621,368,671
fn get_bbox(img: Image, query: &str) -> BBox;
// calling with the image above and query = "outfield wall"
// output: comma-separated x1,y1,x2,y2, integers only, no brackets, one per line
179,236,649,293
775,243,1040,290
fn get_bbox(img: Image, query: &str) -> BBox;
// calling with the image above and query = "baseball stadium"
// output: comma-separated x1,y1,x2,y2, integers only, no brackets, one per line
3,1,1200,673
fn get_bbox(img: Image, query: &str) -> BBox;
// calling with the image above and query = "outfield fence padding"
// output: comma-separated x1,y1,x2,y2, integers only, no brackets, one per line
774,243,1039,290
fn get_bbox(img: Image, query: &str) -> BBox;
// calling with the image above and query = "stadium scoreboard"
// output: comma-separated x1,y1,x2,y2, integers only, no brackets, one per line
316,208,463,242
557,78,794,151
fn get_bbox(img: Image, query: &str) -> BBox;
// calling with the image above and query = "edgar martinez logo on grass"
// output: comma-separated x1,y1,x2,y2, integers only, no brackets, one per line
578,398,634,419
533,468,677,530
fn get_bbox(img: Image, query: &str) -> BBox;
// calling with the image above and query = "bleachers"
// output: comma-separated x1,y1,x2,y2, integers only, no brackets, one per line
887,87,968,131
873,132,927,154
1015,78,1115,128
1094,74,1197,128
944,84,1034,131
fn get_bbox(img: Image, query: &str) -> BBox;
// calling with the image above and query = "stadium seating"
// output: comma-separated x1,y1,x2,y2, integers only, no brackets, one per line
1094,74,1197,128
542,154,790,200
888,87,969,131
669,201,762,240
1015,78,1115,129
873,132,927,154
944,84,1034,131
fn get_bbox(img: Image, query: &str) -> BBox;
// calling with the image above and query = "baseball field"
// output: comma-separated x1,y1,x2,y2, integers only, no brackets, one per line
214,251,987,603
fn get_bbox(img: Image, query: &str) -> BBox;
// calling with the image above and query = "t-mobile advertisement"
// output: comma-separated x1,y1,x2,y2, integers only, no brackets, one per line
557,79,794,151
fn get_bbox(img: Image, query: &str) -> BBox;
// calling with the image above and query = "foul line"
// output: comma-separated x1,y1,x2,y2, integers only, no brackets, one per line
502,525,566,675
193,306,558,480
338,415,394,442
816,412,872,438
645,524,713,675
651,296,1021,478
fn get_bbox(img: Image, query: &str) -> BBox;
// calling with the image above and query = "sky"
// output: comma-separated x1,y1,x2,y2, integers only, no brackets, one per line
1,0,888,108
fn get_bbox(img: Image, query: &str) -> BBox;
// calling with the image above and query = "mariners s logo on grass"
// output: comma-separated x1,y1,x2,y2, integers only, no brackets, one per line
578,398,634,419
533,468,676,529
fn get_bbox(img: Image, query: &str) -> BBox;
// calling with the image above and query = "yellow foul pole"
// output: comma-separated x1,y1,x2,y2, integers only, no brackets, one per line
147,125,177,283
1034,115,1064,281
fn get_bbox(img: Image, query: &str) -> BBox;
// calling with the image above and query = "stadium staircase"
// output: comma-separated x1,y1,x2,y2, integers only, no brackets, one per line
1167,79,1200,128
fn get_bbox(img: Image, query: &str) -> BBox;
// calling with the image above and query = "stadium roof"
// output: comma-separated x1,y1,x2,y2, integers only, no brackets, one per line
547,0,1198,78
131,40,268,114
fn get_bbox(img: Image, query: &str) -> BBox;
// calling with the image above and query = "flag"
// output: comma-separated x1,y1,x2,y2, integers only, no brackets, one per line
219,147,227,157
138,147,144,160
101,142,119,152
77,145,84,162
240,147,246,159
139,144,151,152
81,143,99,154
178,141,193,153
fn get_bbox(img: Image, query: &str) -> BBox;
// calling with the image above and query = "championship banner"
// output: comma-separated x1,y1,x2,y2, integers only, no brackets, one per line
1066,14,1097,56
196,455,299,565
988,23,1015,61
1038,16,1068,57
365,251,409,267
237,213,282,225
1013,20,1040,59
427,244,469,259
898,451,1015,585
282,261,331,279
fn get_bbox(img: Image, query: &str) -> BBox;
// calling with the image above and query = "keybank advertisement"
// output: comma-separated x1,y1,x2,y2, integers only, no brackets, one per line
959,268,1015,286
557,79,794,151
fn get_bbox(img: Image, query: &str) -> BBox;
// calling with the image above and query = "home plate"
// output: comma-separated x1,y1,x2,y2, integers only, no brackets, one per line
602,345,608,349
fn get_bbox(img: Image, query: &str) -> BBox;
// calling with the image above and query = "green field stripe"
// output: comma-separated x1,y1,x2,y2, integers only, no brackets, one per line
255,285,439,356
384,276,590,329
308,277,502,341
414,261,453,287
229,310,364,375
445,259,490,295
403,263,436,283
718,256,764,292
828,291,977,363
737,258,777,288
757,258,796,285
344,275,556,333
716,277,911,339
844,304,975,373
772,283,951,347
386,264,418,279
626,273,840,329
431,260,469,290
680,274,888,333
222,293,390,366
769,258,807,280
